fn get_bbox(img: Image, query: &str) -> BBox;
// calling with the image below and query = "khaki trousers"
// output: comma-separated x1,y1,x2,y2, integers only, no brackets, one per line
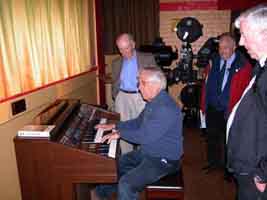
115,91,145,154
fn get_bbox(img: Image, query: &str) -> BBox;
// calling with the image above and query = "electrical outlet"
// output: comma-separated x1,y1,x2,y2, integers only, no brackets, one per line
11,99,26,115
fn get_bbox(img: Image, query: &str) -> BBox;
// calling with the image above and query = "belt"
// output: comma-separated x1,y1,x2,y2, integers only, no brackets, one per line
120,89,138,94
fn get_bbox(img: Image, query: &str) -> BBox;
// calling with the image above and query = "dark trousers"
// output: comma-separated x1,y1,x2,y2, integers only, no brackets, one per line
96,149,180,200
206,106,226,167
235,174,267,200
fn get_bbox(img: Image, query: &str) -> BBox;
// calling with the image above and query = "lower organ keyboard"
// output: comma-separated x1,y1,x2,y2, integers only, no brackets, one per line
14,99,120,200
80,118,118,158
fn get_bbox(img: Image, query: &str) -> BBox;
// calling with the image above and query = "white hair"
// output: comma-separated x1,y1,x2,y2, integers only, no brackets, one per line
140,67,167,90
235,3,267,30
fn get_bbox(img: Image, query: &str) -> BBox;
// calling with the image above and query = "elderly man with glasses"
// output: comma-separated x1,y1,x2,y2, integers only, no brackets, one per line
93,67,183,200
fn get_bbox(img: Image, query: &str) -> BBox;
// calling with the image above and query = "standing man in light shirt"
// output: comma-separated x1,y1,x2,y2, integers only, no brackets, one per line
111,33,157,154
227,4,267,200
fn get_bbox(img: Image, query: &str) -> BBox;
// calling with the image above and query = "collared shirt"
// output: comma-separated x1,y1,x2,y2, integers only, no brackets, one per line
259,55,267,67
221,53,236,91
119,51,138,92
206,53,237,112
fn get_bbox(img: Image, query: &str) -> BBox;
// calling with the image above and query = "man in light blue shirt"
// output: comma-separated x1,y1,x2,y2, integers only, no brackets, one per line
111,33,157,154
119,51,139,92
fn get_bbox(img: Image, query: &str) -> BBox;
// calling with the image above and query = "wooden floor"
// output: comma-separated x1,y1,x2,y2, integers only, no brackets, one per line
88,127,236,200
182,127,236,200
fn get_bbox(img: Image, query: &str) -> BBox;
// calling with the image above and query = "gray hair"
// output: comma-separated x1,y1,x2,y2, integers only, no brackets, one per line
235,3,267,30
140,67,167,90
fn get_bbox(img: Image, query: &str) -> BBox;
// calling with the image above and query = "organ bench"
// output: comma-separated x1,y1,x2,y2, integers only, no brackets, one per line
145,169,184,200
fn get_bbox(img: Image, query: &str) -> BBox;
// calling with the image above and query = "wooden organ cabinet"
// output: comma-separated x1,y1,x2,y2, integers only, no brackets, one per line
14,99,120,200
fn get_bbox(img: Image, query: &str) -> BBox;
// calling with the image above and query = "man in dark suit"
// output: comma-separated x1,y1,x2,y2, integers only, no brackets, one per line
111,33,157,154
227,4,267,200
202,33,252,175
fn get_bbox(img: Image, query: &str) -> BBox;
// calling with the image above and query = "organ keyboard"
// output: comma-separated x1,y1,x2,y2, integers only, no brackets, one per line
94,118,107,142
14,99,120,200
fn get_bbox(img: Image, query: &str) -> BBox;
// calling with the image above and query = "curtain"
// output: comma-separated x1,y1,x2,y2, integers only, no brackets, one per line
102,0,159,54
0,0,96,101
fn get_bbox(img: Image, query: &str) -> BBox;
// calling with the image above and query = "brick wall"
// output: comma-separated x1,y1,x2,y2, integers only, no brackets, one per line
159,2,231,107
160,10,231,61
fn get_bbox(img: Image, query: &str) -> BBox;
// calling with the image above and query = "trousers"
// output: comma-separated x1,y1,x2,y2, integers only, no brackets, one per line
206,105,226,167
115,91,145,154
96,149,180,200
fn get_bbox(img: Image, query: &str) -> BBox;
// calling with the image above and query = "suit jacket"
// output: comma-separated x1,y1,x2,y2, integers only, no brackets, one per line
227,62,267,182
111,51,156,99
200,51,252,116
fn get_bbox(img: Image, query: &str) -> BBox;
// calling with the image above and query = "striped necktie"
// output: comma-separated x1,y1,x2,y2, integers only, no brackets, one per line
218,60,227,92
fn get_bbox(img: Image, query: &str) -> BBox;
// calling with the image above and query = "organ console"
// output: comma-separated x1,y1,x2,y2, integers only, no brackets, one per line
14,99,120,200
